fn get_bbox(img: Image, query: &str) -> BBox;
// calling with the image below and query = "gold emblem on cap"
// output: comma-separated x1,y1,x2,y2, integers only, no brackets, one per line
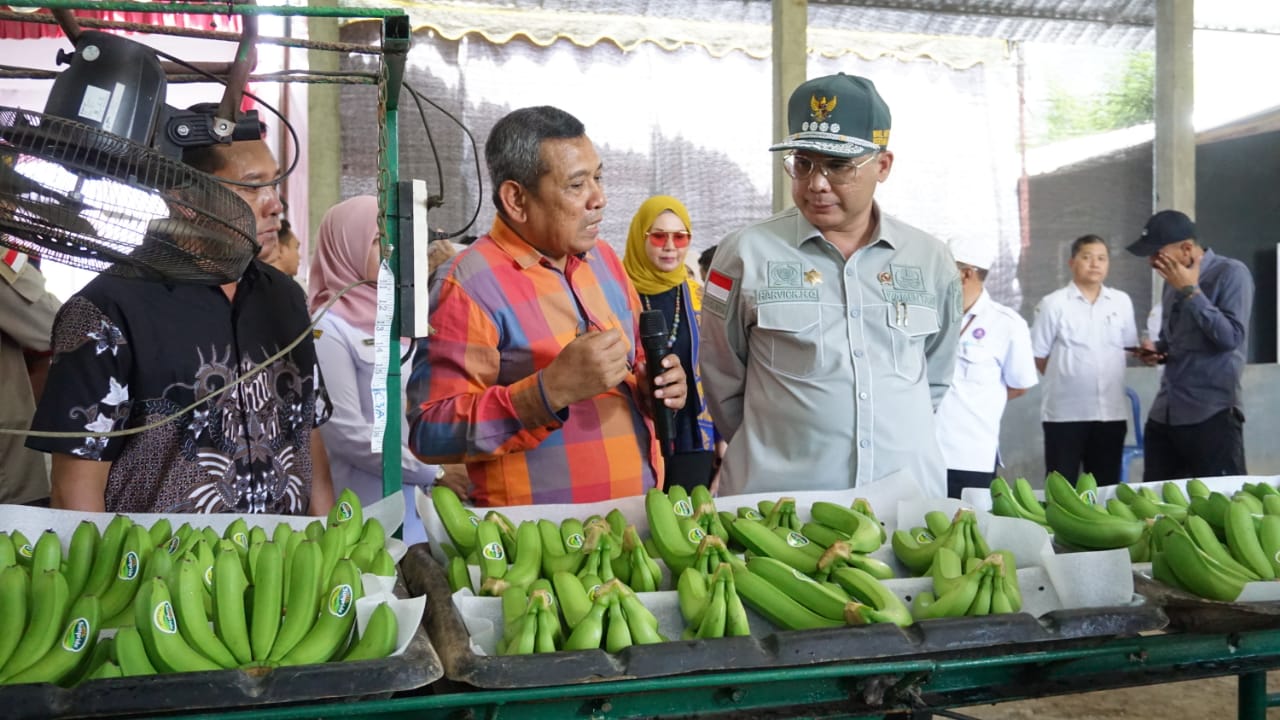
877,271,892,285
810,94,837,122
804,269,823,285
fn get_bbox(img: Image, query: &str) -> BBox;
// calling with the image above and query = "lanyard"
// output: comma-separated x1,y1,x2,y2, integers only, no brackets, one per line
959,312,977,338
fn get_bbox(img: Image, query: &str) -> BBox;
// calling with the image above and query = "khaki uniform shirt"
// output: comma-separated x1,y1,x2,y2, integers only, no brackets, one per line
0,257,61,504
700,205,962,498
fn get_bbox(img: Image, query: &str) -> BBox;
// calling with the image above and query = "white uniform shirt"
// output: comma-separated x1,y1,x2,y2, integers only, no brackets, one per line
1030,283,1138,422
935,290,1038,472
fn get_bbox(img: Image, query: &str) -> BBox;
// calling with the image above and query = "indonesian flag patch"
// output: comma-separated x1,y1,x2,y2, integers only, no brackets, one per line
2,248,28,273
705,269,734,304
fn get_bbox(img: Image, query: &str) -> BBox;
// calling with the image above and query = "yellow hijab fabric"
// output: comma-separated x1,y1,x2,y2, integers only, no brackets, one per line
623,195,693,296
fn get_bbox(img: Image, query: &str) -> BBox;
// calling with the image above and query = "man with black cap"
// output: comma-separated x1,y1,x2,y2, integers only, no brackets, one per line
700,73,963,498
1127,209,1253,481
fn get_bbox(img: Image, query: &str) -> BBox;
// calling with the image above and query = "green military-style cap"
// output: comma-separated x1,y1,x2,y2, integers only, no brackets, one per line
769,73,891,158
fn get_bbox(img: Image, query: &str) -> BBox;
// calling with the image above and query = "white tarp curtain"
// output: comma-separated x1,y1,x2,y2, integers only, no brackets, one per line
338,21,1025,309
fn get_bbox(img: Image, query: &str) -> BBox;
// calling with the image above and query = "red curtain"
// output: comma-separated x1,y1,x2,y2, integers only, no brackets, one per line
0,8,241,39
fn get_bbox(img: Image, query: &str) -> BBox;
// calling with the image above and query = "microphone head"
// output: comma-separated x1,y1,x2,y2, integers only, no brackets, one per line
639,308,667,338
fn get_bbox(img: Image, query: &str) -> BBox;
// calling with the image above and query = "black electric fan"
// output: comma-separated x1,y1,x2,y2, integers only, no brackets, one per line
0,28,259,284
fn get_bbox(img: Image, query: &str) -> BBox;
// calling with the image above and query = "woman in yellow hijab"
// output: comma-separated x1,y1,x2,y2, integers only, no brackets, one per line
624,196,718,491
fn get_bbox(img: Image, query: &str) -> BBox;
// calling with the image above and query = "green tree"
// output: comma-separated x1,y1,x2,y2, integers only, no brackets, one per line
1044,51,1154,142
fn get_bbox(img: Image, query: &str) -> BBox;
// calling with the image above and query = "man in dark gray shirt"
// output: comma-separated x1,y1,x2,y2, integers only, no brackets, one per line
1127,209,1253,481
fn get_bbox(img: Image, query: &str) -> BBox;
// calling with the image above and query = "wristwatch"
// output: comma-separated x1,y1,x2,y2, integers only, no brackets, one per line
1179,284,1198,300
434,465,447,483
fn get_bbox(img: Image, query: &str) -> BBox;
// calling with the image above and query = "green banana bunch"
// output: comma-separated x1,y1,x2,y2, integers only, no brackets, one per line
850,498,888,544
172,554,237,668
689,571,727,640
808,501,883,553
431,484,480,556
342,602,399,662
989,477,1049,527
622,525,663,592
913,562,984,620
689,485,729,542
829,566,913,627
1225,498,1275,580
891,512,971,576
1159,526,1249,602
483,520,541,596
1,569,70,679
498,593,544,655
619,586,667,644
746,556,854,623
645,488,697,574
269,539,324,662
1184,515,1256,580
728,562,843,631
1044,472,1145,550
1188,491,1232,534
539,519,584,576
280,559,363,666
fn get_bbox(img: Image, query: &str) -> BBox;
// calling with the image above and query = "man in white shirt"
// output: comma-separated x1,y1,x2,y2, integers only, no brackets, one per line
935,238,1038,498
1030,234,1139,486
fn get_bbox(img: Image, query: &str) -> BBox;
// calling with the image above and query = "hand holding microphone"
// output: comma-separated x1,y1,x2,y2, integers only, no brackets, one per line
640,309,682,456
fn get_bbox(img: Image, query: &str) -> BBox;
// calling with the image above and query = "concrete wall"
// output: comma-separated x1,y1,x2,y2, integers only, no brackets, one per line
997,363,1280,488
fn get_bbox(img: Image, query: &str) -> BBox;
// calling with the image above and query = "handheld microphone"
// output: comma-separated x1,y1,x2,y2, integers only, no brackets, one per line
638,309,676,457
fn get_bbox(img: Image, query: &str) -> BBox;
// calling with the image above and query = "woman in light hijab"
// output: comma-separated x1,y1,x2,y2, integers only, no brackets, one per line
308,195,440,545
623,195,718,492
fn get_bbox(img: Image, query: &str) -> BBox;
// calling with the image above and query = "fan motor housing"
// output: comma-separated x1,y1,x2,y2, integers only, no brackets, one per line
44,30,167,147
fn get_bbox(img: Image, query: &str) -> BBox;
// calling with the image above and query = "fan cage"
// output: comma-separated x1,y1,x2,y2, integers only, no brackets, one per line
0,106,258,284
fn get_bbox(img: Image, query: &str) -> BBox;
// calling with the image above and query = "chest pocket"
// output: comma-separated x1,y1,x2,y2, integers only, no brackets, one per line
887,305,940,382
958,338,1000,384
756,303,823,378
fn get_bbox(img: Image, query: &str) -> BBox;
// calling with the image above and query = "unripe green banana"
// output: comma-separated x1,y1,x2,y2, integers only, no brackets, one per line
498,521,542,592
913,565,982,620
0,565,30,670
676,567,710,626
563,599,606,651
1162,530,1247,602
720,572,751,637
604,595,632,652
430,485,479,555
279,559,362,666
147,518,173,550
474,519,508,591
10,530,33,570
968,570,995,616
1012,478,1048,520
922,510,953,539
83,515,131,598
728,563,843,631
746,556,852,622
224,517,250,560
112,625,156,677
63,633,114,688
0,532,15,568
317,524,348,591
1,569,69,680
1044,473,1145,550
63,521,100,602
140,578,222,673
1185,478,1212,499
328,487,365,551
618,590,662,641
99,525,150,624
303,520,325,543
359,517,387,550
172,554,237,668
891,525,954,575
30,529,63,579
551,571,591,629
533,599,560,654
1234,491,1265,516
1259,514,1280,577
1225,498,1275,580
5,593,101,686
693,575,727,640
1186,515,1258,579
732,518,819,574
1106,498,1139,521
645,489,697,575
829,566,913,627
269,539,323,662
845,553,896,580
248,541,284,662
342,602,398,662
212,544,252,666
1162,482,1191,507
369,548,397,578
539,519,581,576
446,555,473,595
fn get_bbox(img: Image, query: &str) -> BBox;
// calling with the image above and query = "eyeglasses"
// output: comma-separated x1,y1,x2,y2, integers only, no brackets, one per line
647,230,692,248
782,152,878,186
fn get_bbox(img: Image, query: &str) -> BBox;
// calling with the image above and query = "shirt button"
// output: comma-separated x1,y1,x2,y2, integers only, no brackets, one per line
850,309,860,318
846,268,854,276
859,392,869,400
859,439,871,448
854,349,865,358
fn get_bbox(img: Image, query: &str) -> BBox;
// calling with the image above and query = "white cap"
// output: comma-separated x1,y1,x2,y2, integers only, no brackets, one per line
948,237,997,271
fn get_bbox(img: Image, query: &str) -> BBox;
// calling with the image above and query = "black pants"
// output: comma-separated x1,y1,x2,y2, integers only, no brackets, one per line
1143,408,1246,483
947,467,997,500
664,450,716,493
1043,420,1127,486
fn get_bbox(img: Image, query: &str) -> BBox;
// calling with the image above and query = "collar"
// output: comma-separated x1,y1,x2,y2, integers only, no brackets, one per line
1067,281,1112,302
489,215,595,270
966,288,992,317
792,202,891,250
